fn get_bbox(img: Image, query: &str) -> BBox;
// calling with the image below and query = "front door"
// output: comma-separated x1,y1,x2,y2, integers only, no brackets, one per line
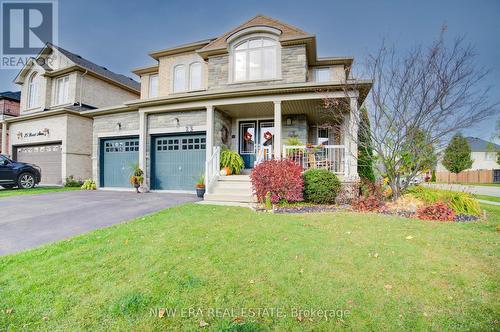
239,120,275,168
239,121,256,168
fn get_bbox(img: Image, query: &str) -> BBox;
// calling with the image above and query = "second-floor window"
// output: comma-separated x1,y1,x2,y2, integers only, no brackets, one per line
149,74,158,98
55,76,70,105
27,73,40,109
173,62,203,93
232,37,279,82
313,68,331,82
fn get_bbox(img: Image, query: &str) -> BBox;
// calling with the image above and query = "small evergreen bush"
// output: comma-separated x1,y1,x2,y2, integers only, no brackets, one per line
64,175,83,188
302,169,341,204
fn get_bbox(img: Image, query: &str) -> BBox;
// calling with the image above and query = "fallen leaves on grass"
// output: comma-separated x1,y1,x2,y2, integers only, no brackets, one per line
384,284,393,290
406,235,414,240
199,320,209,327
158,308,166,318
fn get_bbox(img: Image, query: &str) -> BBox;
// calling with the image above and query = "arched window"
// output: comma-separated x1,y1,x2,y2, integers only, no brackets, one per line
173,65,186,92
232,37,279,82
189,62,202,91
27,72,40,108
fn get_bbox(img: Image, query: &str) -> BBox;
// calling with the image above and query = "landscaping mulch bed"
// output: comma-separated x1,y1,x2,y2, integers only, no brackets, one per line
268,204,482,222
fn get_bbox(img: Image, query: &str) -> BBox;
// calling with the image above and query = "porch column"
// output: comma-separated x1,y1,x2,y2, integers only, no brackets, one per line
206,105,214,161
347,97,359,179
138,110,149,191
273,100,282,159
1,121,7,155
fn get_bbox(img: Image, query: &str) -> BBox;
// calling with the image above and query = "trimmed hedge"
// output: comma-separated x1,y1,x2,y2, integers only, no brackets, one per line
302,169,341,204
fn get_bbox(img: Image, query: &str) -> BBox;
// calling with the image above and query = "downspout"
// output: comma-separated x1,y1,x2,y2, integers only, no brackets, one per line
79,69,88,106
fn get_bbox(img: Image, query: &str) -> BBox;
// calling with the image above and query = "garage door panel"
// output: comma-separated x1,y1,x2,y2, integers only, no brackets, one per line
16,144,62,185
101,138,139,188
152,134,205,190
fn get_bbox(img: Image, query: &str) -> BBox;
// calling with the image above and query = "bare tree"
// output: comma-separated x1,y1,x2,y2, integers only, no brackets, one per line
321,28,498,199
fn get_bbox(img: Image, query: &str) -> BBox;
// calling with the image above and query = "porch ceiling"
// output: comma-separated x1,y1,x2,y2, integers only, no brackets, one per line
216,99,346,124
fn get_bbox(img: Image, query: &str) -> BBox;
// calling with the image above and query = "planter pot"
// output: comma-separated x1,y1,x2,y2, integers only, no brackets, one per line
196,187,206,198
133,183,141,193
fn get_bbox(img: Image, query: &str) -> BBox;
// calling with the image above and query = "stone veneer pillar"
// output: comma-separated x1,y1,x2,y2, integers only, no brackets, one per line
206,105,214,161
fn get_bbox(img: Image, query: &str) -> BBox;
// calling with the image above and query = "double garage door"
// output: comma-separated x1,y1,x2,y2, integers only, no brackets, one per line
100,133,205,190
15,143,62,185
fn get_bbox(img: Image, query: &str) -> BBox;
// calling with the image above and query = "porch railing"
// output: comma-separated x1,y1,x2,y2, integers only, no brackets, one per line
205,146,220,193
255,144,273,166
283,145,347,175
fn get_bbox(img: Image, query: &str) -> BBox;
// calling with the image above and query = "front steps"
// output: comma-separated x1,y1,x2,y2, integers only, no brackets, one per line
204,175,257,204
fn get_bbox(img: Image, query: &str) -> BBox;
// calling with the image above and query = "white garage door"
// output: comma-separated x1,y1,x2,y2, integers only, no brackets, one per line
16,143,62,185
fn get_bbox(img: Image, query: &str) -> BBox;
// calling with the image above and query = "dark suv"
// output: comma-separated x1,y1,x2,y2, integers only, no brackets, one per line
0,154,41,189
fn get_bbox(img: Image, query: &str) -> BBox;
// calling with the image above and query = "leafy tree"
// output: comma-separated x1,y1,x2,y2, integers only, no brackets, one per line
357,106,375,182
442,134,473,174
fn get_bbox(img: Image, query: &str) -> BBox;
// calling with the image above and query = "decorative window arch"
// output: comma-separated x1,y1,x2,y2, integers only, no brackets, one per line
189,62,202,91
230,35,280,82
27,72,40,108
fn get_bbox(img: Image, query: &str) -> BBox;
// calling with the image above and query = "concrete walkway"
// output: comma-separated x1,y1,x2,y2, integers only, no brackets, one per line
423,183,500,197
0,190,199,255
477,199,500,206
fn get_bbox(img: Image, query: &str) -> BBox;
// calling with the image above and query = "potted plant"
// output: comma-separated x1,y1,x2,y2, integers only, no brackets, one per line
196,175,206,198
220,147,244,175
130,164,144,193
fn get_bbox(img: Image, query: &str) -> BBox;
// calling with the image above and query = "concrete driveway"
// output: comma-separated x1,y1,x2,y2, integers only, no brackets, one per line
0,190,199,255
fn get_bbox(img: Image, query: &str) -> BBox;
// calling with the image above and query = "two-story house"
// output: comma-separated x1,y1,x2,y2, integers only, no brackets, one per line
0,91,21,154
84,14,371,202
1,43,140,185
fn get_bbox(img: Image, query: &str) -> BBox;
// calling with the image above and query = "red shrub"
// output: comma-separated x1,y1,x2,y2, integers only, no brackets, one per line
250,159,304,204
417,202,455,221
352,194,385,212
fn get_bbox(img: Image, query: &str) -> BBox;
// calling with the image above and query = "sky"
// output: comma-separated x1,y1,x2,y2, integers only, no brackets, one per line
1,0,499,141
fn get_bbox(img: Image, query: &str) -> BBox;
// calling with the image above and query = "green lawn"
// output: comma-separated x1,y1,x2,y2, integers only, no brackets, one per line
0,186,79,198
1,204,498,331
475,194,500,204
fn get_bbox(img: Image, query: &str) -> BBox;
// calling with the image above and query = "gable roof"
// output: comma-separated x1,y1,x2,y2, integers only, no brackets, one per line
198,14,313,56
49,43,140,92
0,91,21,102
465,137,500,152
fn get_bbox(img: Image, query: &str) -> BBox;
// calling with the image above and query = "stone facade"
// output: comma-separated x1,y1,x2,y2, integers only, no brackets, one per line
214,110,232,148
207,45,307,90
92,111,140,184
281,114,308,144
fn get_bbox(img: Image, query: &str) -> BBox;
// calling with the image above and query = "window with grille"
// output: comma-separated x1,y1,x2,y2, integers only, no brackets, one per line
104,140,138,153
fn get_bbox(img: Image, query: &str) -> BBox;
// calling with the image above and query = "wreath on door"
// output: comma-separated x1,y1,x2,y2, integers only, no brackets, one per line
263,131,273,140
244,131,253,141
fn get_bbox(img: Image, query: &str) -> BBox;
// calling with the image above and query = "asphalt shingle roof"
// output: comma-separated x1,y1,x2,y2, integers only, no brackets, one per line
465,137,500,152
49,43,140,92
0,91,21,101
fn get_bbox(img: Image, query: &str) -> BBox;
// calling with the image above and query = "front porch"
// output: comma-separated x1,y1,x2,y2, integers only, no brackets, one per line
204,96,360,201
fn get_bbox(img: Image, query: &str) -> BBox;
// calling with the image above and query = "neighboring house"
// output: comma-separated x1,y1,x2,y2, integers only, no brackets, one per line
437,137,500,172
1,43,140,185
0,91,21,154
84,14,372,202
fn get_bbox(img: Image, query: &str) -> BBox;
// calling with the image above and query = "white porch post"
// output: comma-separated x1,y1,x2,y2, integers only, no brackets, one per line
273,100,282,159
347,97,359,179
138,110,149,191
206,105,214,161
1,121,7,155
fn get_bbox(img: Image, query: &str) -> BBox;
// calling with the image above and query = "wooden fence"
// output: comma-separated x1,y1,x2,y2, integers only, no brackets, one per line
436,170,493,184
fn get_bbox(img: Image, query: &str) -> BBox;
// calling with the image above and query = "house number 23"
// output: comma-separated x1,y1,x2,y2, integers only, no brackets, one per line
185,126,194,132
